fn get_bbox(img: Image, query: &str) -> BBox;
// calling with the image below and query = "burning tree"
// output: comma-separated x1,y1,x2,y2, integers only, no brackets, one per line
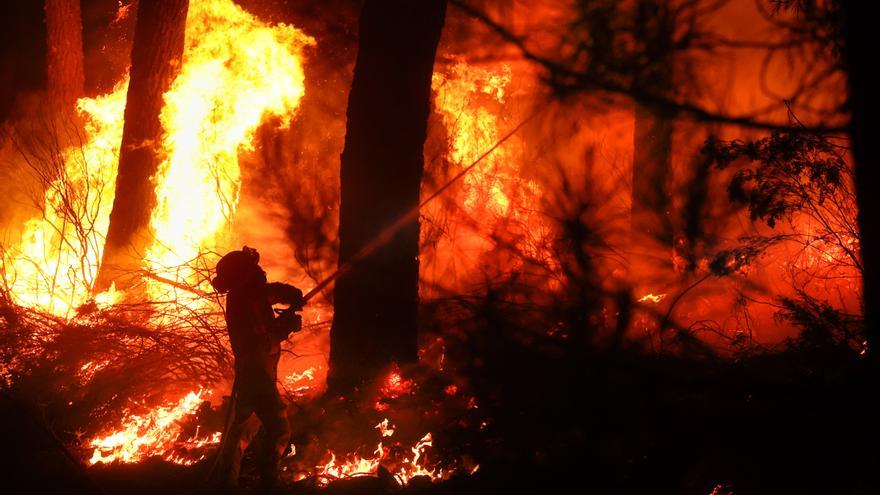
44,0,85,121
95,0,189,293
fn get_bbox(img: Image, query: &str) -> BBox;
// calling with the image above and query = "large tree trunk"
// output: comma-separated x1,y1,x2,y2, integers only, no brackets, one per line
631,1,675,262
631,105,673,246
44,0,84,115
328,0,447,393
840,1,880,365
94,0,188,293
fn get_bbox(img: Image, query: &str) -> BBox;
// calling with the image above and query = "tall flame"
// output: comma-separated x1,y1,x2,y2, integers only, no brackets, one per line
3,81,128,317
425,61,547,286
145,0,314,300
432,62,515,215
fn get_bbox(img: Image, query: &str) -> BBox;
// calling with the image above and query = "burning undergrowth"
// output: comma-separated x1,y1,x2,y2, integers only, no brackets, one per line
0,286,484,488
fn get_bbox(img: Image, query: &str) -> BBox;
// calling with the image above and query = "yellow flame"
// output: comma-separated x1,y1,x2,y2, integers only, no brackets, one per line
88,389,218,465
145,0,313,301
426,61,548,281
313,432,443,486
638,293,666,303
3,80,128,317
376,418,395,438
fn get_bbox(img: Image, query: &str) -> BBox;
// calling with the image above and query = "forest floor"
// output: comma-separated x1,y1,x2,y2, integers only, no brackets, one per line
2,330,877,495
0,316,880,495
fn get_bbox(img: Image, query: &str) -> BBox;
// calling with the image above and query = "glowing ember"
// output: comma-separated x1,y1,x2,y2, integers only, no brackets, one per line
88,390,218,465
380,367,414,399
375,418,395,437
638,293,666,303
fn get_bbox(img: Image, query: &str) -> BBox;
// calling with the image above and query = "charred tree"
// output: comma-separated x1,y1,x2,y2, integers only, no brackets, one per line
631,106,674,244
328,0,447,393
631,0,675,249
94,0,188,293
840,1,880,362
44,0,84,115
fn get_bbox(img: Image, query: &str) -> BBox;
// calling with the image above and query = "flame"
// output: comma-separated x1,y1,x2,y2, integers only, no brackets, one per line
284,366,316,385
638,293,666,303
376,418,395,437
432,62,516,215
3,80,128,317
88,389,218,465
380,367,414,399
425,60,549,286
284,366,317,396
313,432,443,486
112,1,132,25
144,0,314,302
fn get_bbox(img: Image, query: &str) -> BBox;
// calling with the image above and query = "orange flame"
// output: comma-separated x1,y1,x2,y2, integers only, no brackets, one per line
312,432,444,486
88,389,217,465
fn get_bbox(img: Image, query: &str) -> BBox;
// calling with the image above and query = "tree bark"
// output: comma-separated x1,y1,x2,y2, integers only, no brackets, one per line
44,0,84,115
631,1,675,253
1,3,46,123
94,0,188,293
328,0,447,393
840,1,880,364
631,104,674,246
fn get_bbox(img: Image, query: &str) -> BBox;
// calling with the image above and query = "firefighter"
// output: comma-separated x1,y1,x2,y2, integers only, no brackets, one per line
211,246,304,491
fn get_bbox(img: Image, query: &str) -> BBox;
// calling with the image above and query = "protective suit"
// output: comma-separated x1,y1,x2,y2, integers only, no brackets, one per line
212,247,303,490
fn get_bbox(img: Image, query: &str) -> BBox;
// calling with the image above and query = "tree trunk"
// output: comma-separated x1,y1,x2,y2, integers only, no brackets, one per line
631,104,673,246
44,0,84,115
631,1,675,257
1,3,46,123
328,0,447,393
840,1,880,365
94,0,188,293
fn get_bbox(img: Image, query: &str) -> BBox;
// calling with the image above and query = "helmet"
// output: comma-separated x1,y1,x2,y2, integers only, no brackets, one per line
211,246,265,293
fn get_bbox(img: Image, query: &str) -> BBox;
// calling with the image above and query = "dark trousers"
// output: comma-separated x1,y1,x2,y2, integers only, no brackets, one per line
217,373,290,489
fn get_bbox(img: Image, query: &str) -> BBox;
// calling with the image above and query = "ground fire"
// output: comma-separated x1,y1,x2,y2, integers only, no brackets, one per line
0,0,876,494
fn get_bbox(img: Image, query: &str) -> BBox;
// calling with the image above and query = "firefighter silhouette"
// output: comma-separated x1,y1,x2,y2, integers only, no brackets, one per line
211,246,303,490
